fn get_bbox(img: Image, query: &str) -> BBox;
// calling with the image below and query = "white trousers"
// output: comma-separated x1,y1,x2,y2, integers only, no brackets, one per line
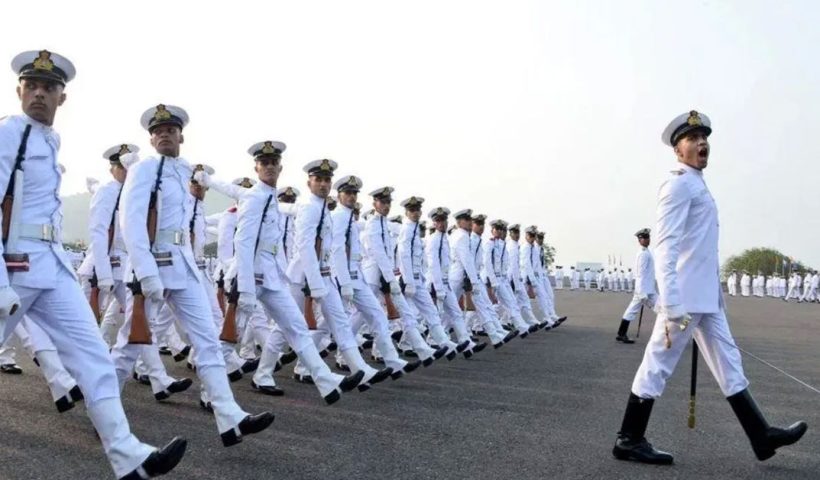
112,269,247,435
621,294,657,322
1,268,155,478
631,309,749,399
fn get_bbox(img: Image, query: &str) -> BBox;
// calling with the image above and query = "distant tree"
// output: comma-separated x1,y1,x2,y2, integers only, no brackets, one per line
541,243,556,267
63,240,87,252
722,247,810,278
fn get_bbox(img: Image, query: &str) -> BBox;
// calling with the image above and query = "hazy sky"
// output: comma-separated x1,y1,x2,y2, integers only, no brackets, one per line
2,1,819,267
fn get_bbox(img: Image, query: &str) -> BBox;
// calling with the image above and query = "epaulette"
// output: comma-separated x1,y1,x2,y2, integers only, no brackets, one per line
670,169,685,176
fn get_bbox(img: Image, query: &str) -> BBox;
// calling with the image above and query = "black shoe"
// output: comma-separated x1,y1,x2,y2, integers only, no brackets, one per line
319,349,329,359
55,394,75,413
612,393,674,465
341,370,364,391
280,350,298,365
326,342,338,352
227,370,243,382
616,319,635,344
172,345,191,363
293,373,314,384
556,316,567,324
472,342,488,354
422,356,435,367
400,347,418,358
1,364,22,374
502,331,517,344
132,372,151,386
613,437,674,465
391,331,403,342
463,349,473,359
69,385,84,402
432,346,448,360
241,358,260,374
538,321,551,330
361,339,374,350
445,350,457,361
221,412,275,447
155,378,193,401
158,346,172,356
455,340,470,353
324,389,342,405
119,437,187,480
251,381,285,396
186,362,196,371
334,361,350,372
727,388,808,461
371,355,385,364
528,325,539,334
518,330,529,339
367,367,393,386
475,330,488,337
393,360,420,379
199,399,213,412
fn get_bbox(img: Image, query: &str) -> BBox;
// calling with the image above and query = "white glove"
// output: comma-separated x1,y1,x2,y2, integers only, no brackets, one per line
404,283,416,296
340,285,354,302
140,275,165,302
97,277,115,291
238,292,256,313
0,286,21,317
120,152,140,170
310,287,328,300
389,280,401,295
85,177,100,194
193,169,212,187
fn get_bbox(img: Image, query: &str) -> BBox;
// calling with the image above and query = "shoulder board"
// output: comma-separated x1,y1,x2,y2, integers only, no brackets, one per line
670,169,686,176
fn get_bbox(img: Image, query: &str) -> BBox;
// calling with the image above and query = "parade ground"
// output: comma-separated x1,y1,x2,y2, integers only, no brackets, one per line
1,291,817,480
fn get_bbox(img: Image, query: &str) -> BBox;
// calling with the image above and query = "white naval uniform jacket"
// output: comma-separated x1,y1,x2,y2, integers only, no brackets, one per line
233,182,289,294
330,204,365,290
425,230,451,296
362,213,398,287
120,155,199,289
0,114,75,288
77,179,126,283
653,163,723,318
635,247,656,295
505,238,524,291
481,238,505,288
520,241,539,285
285,193,334,295
448,228,479,286
397,219,424,287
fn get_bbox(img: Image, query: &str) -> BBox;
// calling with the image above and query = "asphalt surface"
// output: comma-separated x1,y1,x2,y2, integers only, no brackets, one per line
1,290,818,479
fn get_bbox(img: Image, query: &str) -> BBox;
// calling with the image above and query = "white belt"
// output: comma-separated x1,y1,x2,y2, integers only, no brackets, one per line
18,223,58,243
156,229,187,246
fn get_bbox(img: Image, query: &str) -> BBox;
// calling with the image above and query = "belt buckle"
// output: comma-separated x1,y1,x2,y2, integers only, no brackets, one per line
41,224,52,242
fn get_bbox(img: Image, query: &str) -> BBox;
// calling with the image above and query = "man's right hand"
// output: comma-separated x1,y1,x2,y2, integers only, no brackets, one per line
238,293,256,313
140,275,165,302
0,286,21,317
310,287,328,300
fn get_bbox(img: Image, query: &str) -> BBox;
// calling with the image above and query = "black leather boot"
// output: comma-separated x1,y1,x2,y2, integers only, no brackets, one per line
727,388,808,461
616,319,635,344
612,393,674,464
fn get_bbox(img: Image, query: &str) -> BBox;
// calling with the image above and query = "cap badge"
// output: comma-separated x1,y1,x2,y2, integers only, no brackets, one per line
687,110,702,127
154,104,171,122
261,141,276,155
118,144,130,155
33,50,54,71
